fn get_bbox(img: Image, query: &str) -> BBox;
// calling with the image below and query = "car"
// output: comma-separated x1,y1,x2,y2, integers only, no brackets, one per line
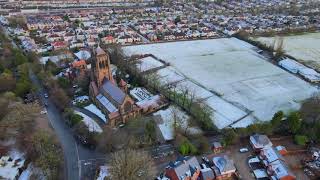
202,156,210,164
44,93,49,98
40,110,47,114
257,50,263,54
239,148,249,153
74,134,96,149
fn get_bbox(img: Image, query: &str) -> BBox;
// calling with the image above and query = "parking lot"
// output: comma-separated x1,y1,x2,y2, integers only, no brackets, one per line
226,139,255,180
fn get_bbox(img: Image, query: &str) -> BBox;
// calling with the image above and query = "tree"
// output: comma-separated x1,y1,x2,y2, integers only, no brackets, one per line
223,128,237,146
179,139,197,155
96,127,114,153
14,79,31,97
50,86,70,111
13,49,28,66
294,135,308,146
288,111,302,134
300,94,320,125
274,36,285,59
145,120,156,142
271,111,284,128
0,101,40,140
0,70,16,92
29,130,62,179
57,77,70,89
197,135,210,153
64,109,83,126
109,149,156,180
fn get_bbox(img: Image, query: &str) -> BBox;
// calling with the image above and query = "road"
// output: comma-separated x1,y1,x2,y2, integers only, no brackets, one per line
0,23,106,180
29,71,106,180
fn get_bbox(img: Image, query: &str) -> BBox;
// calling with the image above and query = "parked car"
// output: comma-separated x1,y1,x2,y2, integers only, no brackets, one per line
40,110,47,114
239,148,249,153
44,93,49,98
73,133,96,149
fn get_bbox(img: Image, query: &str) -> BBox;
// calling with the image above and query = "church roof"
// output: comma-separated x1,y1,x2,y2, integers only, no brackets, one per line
101,79,126,105
96,47,106,56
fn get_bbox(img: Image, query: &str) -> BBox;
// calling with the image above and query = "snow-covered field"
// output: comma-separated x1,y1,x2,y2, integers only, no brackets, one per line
255,33,320,71
136,56,164,72
153,105,202,141
124,38,318,128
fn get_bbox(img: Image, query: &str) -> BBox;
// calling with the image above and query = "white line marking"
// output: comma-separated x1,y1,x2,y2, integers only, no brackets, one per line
75,142,80,162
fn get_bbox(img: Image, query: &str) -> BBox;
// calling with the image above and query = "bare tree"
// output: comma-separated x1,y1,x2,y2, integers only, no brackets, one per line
0,101,40,143
274,36,285,59
108,149,156,180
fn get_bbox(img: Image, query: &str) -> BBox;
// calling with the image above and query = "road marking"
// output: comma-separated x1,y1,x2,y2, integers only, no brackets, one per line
75,143,81,178
78,161,81,179
75,142,80,162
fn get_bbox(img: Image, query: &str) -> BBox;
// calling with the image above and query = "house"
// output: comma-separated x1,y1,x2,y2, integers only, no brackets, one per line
250,134,273,152
276,146,288,156
130,87,168,114
51,41,67,50
103,36,116,44
89,47,139,127
267,160,296,180
212,155,236,179
72,59,87,74
211,141,223,154
259,147,285,166
200,166,215,180
165,156,201,180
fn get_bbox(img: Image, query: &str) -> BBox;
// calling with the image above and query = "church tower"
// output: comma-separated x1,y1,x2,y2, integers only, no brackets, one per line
95,47,114,87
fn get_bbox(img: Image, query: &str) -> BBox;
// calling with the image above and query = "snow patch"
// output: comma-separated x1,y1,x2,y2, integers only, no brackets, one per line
74,111,103,133
84,104,107,123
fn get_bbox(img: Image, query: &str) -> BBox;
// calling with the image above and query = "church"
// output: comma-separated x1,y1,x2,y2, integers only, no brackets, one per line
89,47,138,127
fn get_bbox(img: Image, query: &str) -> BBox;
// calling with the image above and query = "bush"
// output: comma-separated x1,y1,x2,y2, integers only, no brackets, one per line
271,111,284,128
223,129,237,146
179,140,197,155
69,113,83,126
288,111,302,134
145,120,156,142
14,79,31,97
57,77,70,89
294,135,308,146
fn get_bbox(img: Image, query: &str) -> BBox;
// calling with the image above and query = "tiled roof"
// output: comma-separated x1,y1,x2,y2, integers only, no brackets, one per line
101,79,126,105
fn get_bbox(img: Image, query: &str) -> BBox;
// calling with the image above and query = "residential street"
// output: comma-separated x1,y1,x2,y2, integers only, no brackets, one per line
0,23,106,180
29,70,106,180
